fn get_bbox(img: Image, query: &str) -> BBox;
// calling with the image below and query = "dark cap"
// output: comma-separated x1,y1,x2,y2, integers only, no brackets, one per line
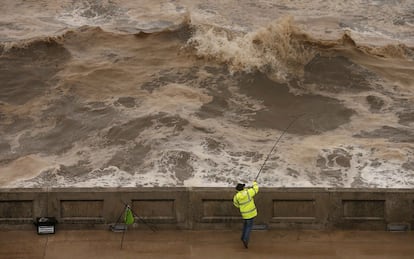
236,183,245,191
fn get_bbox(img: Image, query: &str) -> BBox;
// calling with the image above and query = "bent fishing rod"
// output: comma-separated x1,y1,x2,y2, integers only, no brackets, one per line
254,114,305,182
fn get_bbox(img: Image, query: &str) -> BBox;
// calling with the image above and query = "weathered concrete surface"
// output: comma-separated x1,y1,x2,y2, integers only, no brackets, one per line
1,229,414,259
1,188,414,231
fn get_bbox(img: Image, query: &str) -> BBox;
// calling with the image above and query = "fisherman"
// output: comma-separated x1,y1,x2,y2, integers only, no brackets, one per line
233,181,259,249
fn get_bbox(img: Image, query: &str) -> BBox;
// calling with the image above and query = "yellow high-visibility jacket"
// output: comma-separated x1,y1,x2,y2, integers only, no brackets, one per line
233,181,259,219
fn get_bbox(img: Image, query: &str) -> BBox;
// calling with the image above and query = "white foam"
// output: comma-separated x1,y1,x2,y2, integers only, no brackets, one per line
188,17,315,82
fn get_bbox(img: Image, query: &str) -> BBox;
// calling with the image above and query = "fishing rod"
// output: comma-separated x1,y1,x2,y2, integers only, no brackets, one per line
254,114,305,181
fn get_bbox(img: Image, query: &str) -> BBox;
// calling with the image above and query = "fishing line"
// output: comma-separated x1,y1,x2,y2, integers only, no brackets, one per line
254,114,305,181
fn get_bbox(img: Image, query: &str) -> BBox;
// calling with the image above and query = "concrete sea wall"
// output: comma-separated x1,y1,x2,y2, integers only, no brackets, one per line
0,188,413,231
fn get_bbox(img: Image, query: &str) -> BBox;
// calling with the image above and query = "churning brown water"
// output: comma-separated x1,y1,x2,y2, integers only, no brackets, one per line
0,0,413,188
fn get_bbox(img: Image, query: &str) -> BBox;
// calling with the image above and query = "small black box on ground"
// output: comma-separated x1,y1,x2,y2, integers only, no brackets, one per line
35,217,57,235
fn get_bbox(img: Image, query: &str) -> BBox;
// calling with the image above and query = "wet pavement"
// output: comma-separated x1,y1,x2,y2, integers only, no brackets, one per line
1,228,414,259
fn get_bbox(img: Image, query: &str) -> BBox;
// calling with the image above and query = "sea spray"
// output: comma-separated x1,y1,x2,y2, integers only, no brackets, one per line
187,17,315,82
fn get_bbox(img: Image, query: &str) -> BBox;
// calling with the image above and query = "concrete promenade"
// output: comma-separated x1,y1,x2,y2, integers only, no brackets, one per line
1,229,414,259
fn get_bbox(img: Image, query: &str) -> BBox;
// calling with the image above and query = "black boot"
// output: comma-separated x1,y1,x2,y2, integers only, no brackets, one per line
242,239,248,249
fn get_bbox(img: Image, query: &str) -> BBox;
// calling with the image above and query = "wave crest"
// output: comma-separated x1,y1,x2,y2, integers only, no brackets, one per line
187,17,316,81
0,36,65,56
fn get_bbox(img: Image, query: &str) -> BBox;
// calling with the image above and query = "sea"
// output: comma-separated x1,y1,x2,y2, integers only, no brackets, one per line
0,0,413,188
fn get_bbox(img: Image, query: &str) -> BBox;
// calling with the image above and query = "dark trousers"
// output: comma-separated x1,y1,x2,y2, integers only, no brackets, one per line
241,217,254,243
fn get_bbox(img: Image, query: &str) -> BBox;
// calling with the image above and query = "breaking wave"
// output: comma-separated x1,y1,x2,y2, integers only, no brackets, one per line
1,14,413,83
186,17,315,81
